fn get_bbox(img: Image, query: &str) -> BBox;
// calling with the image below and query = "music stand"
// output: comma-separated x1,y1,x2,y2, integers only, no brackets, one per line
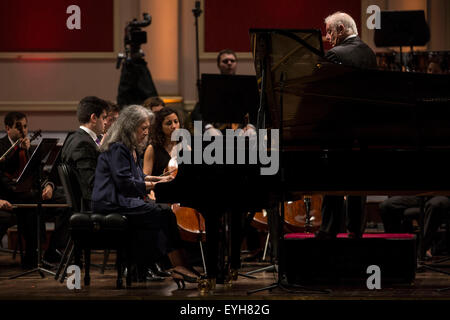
200,74,259,125
9,138,59,279
374,10,430,70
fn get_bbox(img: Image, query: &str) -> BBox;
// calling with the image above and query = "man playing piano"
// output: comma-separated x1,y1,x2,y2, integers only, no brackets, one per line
316,12,377,240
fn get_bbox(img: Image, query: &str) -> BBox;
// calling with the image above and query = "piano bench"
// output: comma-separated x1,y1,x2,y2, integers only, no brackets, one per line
283,233,416,286
61,212,131,289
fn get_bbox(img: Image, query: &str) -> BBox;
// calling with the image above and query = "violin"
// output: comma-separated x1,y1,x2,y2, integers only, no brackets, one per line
1,129,42,182
0,129,42,162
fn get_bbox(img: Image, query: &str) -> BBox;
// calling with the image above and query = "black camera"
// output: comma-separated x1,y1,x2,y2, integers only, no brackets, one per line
117,13,152,68
124,13,152,47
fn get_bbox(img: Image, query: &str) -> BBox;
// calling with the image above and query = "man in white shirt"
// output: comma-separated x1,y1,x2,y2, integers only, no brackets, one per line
61,96,109,210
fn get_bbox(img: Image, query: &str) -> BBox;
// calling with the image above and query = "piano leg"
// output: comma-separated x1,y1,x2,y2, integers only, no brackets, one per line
201,208,238,290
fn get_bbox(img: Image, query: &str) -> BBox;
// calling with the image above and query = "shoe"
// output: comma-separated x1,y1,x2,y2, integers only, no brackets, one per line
123,266,139,282
153,263,171,277
123,265,165,282
172,266,199,289
314,231,336,240
143,267,165,282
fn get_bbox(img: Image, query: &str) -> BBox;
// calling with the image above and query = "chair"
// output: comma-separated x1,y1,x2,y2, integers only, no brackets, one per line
404,204,450,292
54,163,131,289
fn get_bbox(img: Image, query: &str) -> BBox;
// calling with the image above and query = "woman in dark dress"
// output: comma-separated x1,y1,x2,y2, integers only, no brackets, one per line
92,105,198,288
143,107,181,200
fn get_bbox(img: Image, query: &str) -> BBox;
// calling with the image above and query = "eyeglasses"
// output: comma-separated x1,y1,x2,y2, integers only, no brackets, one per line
221,59,236,64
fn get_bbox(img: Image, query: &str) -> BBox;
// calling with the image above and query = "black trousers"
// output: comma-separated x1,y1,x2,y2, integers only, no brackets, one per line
319,195,367,236
379,196,450,252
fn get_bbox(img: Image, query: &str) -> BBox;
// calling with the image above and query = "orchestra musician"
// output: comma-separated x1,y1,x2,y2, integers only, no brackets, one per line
61,96,109,211
217,48,238,75
92,105,199,288
187,49,260,284
0,112,56,268
99,101,121,145
143,96,166,113
379,196,450,258
315,12,377,240
143,107,180,198
142,107,184,279
0,199,14,246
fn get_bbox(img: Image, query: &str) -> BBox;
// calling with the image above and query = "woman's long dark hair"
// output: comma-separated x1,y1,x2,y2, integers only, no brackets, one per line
150,107,182,149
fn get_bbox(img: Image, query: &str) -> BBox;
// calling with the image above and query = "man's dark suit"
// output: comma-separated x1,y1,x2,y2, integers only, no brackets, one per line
61,128,100,211
325,36,377,69
319,35,377,238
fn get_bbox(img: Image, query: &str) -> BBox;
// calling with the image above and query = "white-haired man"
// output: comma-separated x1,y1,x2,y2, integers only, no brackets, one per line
316,12,377,240
324,11,377,69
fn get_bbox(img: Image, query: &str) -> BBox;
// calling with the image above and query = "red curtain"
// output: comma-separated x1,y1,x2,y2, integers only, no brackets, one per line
0,0,114,52
204,0,361,52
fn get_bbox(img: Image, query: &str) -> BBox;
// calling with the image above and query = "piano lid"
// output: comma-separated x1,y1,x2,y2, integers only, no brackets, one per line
250,29,450,150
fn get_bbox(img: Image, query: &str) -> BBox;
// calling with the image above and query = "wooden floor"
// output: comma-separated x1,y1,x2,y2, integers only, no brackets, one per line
1,249,449,318
1,250,450,300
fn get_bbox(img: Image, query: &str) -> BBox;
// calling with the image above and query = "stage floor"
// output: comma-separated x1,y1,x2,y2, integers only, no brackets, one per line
1,250,449,300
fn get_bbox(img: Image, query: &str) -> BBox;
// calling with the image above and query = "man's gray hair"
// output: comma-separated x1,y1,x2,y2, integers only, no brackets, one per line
325,11,358,36
100,104,154,153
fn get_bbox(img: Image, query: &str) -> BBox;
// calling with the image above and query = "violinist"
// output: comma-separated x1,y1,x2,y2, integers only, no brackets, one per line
0,112,55,268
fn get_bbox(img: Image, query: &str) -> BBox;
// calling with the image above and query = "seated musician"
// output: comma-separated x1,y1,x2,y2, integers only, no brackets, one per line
316,12,377,240
143,107,181,199
92,105,199,288
0,198,13,245
189,50,259,283
191,49,255,132
379,196,450,258
0,112,56,268
99,101,121,145
0,199,13,210
61,96,109,211
143,96,166,113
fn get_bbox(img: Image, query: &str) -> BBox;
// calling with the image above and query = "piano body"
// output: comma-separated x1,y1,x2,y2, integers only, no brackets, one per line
249,29,450,195
155,29,450,285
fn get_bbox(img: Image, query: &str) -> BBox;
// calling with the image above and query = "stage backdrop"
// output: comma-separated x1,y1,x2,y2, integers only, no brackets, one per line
0,0,114,52
204,0,361,53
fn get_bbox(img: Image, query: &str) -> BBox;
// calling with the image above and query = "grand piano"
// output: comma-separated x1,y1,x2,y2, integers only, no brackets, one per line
155,29,450,287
